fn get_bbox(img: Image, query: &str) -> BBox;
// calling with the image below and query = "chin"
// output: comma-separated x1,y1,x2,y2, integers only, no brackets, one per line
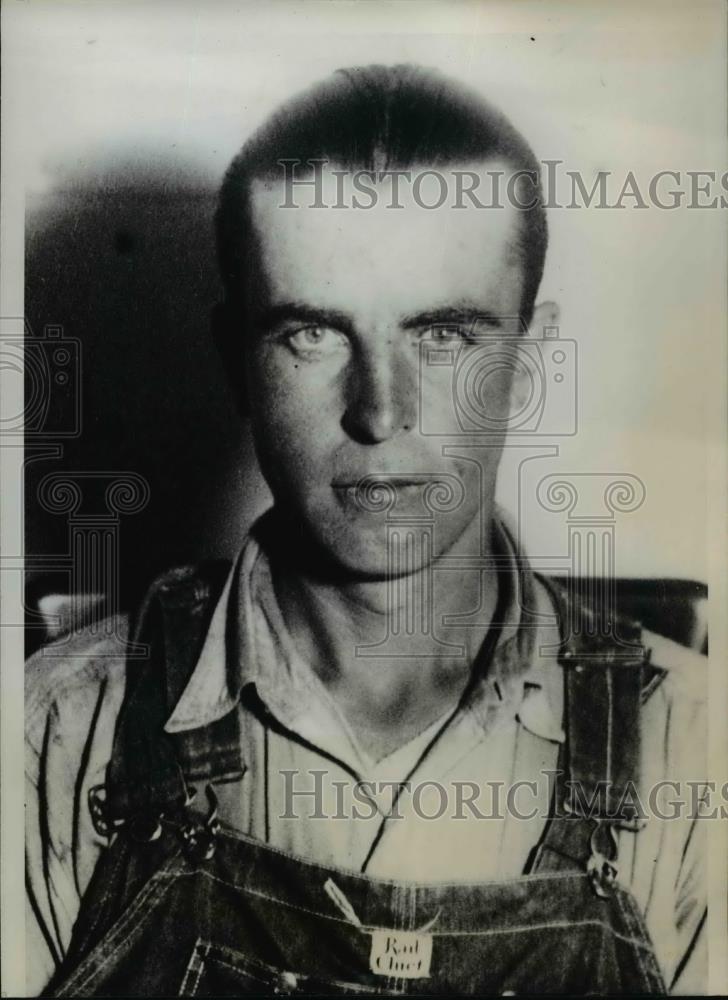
314,519,445,582
269,495,477,581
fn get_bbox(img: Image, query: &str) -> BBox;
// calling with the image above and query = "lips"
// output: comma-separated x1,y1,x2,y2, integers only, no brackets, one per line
331,476,426,490
331,475,435,489
330,476,445,516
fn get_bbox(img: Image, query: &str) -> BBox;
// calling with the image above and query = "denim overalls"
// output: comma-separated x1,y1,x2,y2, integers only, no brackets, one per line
46,565,667,996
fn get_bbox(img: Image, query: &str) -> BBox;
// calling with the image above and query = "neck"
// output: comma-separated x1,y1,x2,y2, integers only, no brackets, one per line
264,510,500,685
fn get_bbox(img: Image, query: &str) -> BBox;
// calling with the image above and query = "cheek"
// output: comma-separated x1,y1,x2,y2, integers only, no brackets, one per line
424,353,514,430
246,352,341,465
450,451,502,497
247,350,294,417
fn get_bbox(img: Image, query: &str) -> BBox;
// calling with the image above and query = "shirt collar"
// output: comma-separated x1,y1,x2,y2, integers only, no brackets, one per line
164,510,565,744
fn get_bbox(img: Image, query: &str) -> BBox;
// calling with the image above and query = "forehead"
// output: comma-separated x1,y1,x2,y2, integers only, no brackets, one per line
248,161,524,318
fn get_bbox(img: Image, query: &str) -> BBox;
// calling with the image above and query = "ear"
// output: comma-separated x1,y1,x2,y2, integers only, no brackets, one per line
510,300,561,414
527,301,560,334
211,302,250,417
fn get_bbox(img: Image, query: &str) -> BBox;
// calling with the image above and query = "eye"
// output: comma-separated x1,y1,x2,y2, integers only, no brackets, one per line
430,324,470,343
285,326,349,357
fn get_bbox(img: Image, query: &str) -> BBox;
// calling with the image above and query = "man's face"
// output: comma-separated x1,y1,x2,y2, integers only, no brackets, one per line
240,162,525,579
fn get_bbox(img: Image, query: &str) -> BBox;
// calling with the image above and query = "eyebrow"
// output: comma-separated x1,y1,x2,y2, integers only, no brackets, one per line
400,305,505,330
252,300,505,334
252,302,356,336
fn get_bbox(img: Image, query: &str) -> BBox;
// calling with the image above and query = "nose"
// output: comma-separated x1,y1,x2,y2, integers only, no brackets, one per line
342,339,417,444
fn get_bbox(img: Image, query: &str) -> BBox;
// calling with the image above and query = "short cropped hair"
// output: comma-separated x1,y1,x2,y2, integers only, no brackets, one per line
216,64,547,326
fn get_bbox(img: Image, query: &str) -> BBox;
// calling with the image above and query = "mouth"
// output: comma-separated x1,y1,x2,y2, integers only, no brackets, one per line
331,475,441,513
332,476,426,490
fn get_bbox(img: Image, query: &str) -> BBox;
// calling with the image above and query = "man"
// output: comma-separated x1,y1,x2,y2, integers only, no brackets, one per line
26,65,706,995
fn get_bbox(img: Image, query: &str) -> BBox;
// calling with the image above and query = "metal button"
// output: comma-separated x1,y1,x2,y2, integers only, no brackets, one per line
274,970,298,993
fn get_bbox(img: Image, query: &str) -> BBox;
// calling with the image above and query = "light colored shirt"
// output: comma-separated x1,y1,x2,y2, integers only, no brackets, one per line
25,522,708,995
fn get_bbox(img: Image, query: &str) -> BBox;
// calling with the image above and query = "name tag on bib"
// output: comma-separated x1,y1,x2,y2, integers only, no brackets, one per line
369,929,433,979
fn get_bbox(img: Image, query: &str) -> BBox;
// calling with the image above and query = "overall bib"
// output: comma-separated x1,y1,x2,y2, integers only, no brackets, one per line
46,565,667,996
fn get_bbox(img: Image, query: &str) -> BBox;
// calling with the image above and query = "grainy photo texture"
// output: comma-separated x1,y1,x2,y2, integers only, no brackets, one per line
3,1,726,996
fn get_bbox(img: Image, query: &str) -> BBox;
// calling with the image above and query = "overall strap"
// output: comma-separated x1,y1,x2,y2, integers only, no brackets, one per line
100,561,234,826
529,576,665,888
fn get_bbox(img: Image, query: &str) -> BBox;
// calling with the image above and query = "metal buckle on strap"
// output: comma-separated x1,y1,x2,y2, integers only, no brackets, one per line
88,785,127,838
586,821,619,898
88,781,219,860
177,784,220,863
89,784,165,843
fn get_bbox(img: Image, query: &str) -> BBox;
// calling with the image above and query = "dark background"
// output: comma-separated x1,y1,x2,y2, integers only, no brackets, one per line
24,161,271,620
